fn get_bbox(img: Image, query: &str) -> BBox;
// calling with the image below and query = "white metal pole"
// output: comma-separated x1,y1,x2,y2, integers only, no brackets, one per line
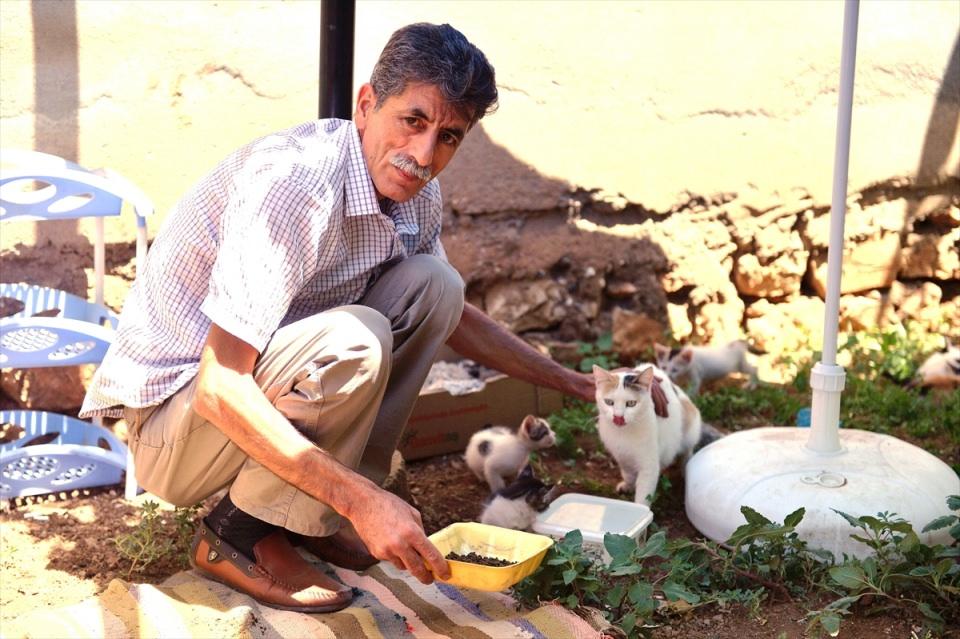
807,0,859,454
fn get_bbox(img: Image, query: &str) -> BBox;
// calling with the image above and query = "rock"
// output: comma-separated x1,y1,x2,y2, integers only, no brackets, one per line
839,292,893,331
734,184,784,216
483,278,568,333
667,303,693,341
808,233,902,297
546,340,582,366
745,296,825,354
0,365,96,412
575,271,606,319
900,229,960,280
605,280,638,299
678,280,746,345
887,281,945,329
611,308,666,361
908,194,959,228
733,227,807,298
638,216,735,294
804,200,908,248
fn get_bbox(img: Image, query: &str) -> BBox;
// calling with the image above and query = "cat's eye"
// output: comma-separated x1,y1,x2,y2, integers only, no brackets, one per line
626,400,637,407
604,399,614,406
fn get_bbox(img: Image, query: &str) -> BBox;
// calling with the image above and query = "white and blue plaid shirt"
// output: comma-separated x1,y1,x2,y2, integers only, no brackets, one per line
81,119,445,418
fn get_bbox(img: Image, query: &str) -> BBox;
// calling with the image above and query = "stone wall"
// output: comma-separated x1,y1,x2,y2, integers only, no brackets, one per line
441,179,959,365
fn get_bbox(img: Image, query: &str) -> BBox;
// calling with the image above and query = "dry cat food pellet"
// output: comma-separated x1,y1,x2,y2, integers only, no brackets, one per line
445,551,515,567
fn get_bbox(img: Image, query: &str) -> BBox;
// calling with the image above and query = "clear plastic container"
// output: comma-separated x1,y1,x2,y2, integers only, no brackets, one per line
532,493,654,563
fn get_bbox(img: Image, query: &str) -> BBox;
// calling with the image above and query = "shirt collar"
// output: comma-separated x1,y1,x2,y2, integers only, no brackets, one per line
343,122,383,218
342,121,424,235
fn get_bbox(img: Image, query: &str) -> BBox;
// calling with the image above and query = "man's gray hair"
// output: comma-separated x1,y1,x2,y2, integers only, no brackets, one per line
370,23,498,127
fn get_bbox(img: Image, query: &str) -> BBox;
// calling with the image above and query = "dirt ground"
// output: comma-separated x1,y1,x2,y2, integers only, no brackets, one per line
0,428,941,639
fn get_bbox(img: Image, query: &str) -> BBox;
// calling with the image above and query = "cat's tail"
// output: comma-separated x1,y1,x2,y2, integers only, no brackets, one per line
694,422,727,452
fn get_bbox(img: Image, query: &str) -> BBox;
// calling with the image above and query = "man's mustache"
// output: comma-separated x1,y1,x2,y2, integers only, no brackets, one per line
390,154,431,181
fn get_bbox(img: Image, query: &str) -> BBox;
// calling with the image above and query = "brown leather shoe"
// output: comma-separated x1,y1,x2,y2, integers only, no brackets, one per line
190,521,353,613
300,528,379,571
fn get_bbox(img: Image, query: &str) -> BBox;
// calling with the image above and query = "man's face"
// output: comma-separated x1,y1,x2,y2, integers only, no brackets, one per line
354,82,470,203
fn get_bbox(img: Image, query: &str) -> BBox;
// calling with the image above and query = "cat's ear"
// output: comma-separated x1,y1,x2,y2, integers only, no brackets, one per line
592,364,616,380
518,464,534,479
637,366,656,387
680,347,694,362
520,414,536,433
654,342,670,358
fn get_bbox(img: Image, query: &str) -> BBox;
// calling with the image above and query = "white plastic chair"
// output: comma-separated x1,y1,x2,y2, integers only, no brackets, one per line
0,149,152,501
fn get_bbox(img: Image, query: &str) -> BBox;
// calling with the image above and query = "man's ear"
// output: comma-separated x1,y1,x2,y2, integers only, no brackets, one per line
354,83,377,128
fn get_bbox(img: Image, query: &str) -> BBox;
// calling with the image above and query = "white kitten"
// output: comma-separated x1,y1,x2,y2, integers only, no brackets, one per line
911,339,960,390
593,364,702,506
465,415,557,492
479,464,560,530
654,340,758,396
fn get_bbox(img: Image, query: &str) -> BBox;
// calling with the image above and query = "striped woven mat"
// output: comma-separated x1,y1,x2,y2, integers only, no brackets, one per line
2,562,602,638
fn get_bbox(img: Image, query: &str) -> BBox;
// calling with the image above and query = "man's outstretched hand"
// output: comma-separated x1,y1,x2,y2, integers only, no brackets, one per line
651,375,669,418
346,484,450,585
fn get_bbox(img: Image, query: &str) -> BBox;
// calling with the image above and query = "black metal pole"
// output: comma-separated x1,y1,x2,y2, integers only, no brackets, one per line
319,0,355,120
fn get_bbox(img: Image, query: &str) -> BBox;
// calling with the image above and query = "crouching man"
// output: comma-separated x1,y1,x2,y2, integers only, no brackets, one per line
82,22,602,612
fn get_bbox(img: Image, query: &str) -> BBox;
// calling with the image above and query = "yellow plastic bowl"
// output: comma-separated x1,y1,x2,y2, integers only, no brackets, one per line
428,522,554,592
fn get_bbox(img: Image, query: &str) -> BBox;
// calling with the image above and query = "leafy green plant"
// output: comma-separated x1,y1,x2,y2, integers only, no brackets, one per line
839,323,940,384
545,399,598,457
517,499,960,638
113,500,200,576
576,333,618,373
806,496,960,637
515,508,827,638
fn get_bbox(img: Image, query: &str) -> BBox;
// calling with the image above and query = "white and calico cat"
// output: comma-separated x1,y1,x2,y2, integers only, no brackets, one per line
654,339,758,396
910,339,960,390
593,364,702,506
465,415,557,492
479,464,560,530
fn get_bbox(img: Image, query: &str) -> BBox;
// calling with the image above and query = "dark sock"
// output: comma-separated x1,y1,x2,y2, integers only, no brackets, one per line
204,492,276,558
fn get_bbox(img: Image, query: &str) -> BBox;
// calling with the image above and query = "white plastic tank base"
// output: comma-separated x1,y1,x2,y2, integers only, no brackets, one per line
685,427,959,558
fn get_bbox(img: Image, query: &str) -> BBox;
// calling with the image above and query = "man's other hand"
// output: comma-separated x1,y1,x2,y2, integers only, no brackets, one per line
347,486,450,585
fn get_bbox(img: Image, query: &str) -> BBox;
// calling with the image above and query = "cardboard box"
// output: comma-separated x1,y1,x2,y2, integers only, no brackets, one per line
400,373,565,461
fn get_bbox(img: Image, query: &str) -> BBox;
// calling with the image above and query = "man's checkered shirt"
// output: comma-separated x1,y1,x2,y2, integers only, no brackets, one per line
81,119,445,418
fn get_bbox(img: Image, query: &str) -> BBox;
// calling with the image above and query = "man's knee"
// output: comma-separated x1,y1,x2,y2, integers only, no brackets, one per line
339,306,393,376
403,254,466,326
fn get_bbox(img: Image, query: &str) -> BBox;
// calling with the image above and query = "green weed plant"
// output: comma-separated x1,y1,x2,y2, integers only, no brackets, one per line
575,333,618,373
515,498,960,638
113,500,200,576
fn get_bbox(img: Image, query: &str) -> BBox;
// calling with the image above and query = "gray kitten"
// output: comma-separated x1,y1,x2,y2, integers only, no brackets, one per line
654,339,758,396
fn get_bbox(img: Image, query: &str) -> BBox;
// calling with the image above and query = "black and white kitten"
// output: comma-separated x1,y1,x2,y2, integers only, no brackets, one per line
479,464,560,531
465,415,556,492
909,338,960,390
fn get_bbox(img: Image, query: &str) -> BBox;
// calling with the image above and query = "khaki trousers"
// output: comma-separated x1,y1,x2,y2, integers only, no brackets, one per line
125,254,464,536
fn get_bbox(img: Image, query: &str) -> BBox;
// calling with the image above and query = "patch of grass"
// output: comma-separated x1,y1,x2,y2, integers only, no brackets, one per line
696,323,957,445
694,384,806,430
